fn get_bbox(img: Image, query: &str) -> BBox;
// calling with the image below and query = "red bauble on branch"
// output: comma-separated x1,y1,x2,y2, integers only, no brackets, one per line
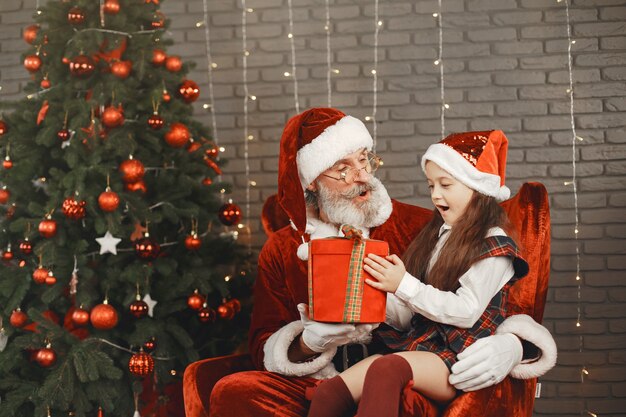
187,291,205,310
19,239,32,255
103,0,120,14
38,217,57,238
57,128,70,141
135,237,160,259
129,298,149,318
198,305,216,323
69,55,95,78
23,24,39,44
62,197,87,220
90,301,119,330
0,188,10,204
40,77,51,88
125,180,147,193
45,270,57,285
151,11,165,29
164,122,190,148
164,56,182,72
0,120,7,135
32,266,49,284
143,338,156,352
71,307,90,327
67,7,85,25
119,158,145,183
178,80,200,103
184,234,202,250
151,49,166,66
217,302,235,320
147,113,164,130
101,106,124,128
98,189,120,212
3,157,13,170
35,346,57,367
1,248,13,261
218,202,242,226
110,60,132,79
10,309,28,328
128,350,154,376
24,54,42,73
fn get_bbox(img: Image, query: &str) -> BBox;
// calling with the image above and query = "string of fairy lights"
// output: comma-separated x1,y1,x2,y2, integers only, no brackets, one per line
324,0,332,107
370,0,380,150
434,0,446,139
240,0,253,254
286,0,300,113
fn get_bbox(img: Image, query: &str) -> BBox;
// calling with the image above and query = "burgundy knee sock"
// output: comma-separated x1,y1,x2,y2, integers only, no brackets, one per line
307,375,356,417
356,355,413,417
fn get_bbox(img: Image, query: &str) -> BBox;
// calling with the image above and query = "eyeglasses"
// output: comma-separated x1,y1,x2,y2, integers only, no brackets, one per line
321,152,382,184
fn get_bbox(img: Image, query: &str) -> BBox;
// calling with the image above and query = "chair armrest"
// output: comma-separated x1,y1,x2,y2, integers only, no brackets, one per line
183,353,254,417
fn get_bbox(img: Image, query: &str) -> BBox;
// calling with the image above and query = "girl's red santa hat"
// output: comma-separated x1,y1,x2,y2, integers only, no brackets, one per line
421,130,511,202
278,108,373,235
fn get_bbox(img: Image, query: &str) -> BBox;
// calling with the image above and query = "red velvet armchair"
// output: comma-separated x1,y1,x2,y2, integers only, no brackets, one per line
183,182,551,417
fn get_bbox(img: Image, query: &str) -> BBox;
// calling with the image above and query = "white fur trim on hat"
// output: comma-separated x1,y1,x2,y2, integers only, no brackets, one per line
496,314,557,379
296,116,373,188
422,143,511,202
263,321,338,379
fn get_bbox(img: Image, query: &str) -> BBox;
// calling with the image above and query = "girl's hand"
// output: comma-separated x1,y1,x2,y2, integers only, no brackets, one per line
363,253,406,293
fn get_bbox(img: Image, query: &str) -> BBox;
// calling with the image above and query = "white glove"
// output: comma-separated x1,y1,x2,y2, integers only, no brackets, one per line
449,333,523,391
298,303,364,353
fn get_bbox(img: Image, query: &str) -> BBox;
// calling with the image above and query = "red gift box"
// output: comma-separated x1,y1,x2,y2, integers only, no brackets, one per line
308,227,388,323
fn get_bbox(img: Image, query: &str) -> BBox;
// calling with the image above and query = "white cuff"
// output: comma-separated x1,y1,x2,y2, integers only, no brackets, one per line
394,271,421,302
263,321,339,379
496,314,557,379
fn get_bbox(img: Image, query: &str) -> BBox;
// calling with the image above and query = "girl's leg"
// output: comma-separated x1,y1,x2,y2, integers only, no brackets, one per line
307,354,381,417
393,351,456,402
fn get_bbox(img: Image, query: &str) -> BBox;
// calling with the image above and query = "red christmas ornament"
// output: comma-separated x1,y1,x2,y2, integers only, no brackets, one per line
164,122,190,148
162,91,171,102
35,346,57,367
184,234,202,250
147,113,164,130
98,407,104,417
125,180,147,193
67,7,85,25
23,24,39,44
10,309,28,328
33,266,49,284
3,158,13,170
151,11,166,29
205,145,219,159
57,128,70,141
228,298,242,313
129,299,149,318
62,197,87,220
178,80,200,103
101,106,124,128
69,55,95,78
204,157,222,175
71,307,90,326
187,141,202,153
135,237,160,259
143,338,156,352
187,292,205,310
218,202,242,226
2,249,13,261
40,77,51,88
119,158,145,183
110,60,131,79
202,177,213,186
152,49,166,66
24,54,42,73
128,350,154,376
90,302,119,330
38,218,58,238
165,56,182,72
0,120,7,136
45,270,57,285
0,188,10,204
103,0,120,14
98,189,120,212
217,302,235,320
19,239,32,255
198,305,216,323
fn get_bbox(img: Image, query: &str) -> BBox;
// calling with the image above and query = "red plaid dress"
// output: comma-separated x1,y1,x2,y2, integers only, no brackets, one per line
377,235,528,370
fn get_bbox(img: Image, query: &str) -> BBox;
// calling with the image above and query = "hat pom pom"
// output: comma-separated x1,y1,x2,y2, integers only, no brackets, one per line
497,185,511,202
297,242,309,261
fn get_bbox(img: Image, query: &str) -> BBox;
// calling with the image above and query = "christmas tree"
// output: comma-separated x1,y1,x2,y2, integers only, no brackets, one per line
0,1,252,416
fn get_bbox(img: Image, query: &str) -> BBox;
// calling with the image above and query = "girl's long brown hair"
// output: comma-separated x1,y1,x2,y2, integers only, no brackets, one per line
402,192,513,291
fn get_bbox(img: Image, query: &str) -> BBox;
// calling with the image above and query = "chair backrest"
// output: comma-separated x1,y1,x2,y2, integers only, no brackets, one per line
500,182,551,322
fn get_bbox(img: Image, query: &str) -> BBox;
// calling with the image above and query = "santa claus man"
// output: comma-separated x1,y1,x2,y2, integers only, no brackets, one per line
209,107,556,416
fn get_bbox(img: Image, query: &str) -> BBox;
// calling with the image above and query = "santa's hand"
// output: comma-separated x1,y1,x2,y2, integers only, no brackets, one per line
449,333,523,391
298,303,358,353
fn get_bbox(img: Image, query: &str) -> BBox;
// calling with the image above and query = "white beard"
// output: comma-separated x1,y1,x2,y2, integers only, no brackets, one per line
316,176,392,229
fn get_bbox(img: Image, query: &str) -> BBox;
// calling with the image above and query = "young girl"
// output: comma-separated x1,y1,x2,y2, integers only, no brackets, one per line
307,130,529,417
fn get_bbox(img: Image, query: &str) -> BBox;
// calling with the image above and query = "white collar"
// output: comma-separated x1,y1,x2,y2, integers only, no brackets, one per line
438,223,452,237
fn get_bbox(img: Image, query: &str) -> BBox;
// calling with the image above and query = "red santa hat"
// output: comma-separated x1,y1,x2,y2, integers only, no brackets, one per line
278,108,374,235
421,130,511,202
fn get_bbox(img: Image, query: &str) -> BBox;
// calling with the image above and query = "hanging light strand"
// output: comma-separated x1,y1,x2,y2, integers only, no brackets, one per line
241,0,252,254
286,0,300,113
371,0,380,151
435,0,445,139
325,0,332,107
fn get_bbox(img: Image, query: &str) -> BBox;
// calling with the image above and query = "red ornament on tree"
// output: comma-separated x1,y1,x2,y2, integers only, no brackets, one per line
67,7,86,25
35,345,57,367
119,158,145,183
98,189,120,212
228,298,242,313
147,113,164,130
125,180,147,193
143,338,156,352
164,122,190,148
2,248,13,261
3,158,13,170
128,350,154,376
24,54,42,73
90,301,119,330
135,237,160,259
218,202,242,226
40,77,51,88
103,0,121,14
71,307,90,327
204,157,222,175
129,298,149,318
38,217,58,238
45,270,57,285
33,266,49,284
23,24,39,44
151,11,166,29
101,106,124,128
198,305,216,323
19,239,32,255
217,302,235,320
178,80,200,103
110,60,131,79
205,145,219,159
162,91,171,102
187,291,205,310
62,196,87,220
0,188,9,204
57,128,70,141
202,177,213,186
10,309,28,328
152,49,166,66
184,234,202,250
0,120,7,136
69,55,95,78
164,56,182,72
